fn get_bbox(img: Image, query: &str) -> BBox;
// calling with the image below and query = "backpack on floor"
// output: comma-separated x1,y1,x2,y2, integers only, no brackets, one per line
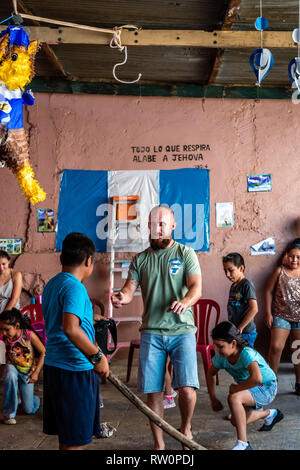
94,318,117,356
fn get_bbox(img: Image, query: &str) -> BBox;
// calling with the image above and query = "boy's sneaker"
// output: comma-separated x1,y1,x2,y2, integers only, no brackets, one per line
170,390,177,398
163,396,176,409
3,418,16,425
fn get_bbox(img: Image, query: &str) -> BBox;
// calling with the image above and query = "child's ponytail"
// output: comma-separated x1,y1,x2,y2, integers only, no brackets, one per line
212,321,251,349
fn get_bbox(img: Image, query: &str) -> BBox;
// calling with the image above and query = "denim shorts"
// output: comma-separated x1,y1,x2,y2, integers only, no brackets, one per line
138,332,199,393
242,328,257,348
249,379,277,410
272,316,300,330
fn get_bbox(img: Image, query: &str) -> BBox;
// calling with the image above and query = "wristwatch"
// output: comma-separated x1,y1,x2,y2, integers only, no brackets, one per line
88,347,103,365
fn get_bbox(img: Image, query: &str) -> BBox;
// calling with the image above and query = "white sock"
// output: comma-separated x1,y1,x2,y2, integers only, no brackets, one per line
232,440,248,450
265,409,277,425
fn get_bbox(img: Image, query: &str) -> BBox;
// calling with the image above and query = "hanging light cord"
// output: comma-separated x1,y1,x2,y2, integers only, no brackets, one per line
260,0,263,49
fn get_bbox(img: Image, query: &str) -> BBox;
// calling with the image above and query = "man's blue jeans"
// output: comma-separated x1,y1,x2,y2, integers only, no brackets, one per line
3,364,40,419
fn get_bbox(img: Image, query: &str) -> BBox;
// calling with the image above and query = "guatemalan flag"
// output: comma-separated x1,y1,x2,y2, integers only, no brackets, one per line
56,169,210,252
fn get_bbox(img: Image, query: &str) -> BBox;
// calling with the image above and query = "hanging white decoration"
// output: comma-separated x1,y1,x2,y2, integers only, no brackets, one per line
288,1,300,92
249,0,274,86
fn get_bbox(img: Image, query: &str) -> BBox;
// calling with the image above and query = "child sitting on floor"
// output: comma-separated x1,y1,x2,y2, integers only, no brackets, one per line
207,321,283,450
223,252,258,347
0,308,45,424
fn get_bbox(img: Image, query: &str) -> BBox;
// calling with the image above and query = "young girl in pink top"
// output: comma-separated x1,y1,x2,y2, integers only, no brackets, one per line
265,240,300,394
0,308,45,424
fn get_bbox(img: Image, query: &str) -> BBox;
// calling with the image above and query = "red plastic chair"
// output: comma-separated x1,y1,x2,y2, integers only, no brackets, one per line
193,299,221,387
21,304,47,345
126,338,140,383
21,304,44,323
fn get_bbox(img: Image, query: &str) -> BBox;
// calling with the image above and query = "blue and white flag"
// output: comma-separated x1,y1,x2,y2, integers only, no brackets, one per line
56,168,210,252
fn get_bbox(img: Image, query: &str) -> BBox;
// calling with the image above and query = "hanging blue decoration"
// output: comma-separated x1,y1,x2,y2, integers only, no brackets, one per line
255,16,269,31
249,48,274,86
288,57,300,91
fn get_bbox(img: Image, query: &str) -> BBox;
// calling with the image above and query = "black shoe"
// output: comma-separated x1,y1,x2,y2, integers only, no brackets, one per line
258,409,284,432
245,442,253,450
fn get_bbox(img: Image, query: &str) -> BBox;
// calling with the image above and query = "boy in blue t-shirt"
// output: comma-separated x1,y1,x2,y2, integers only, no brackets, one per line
42,232,109,450
223,252,258,347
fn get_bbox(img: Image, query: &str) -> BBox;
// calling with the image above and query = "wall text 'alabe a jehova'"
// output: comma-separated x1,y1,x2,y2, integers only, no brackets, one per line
131,144,211,167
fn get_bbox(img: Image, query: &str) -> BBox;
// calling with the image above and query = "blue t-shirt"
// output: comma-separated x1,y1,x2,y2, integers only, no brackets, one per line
212,347,276,384
42,272,95,371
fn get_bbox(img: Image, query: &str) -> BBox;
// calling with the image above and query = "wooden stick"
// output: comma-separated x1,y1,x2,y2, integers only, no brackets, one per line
107,371,206,451
19,13,116,35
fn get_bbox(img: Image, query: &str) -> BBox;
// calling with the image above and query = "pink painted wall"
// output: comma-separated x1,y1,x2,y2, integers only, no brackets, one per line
1,94,299,356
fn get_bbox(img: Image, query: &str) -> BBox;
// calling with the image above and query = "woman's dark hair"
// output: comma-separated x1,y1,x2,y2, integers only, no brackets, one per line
60,232,95,267
0,250,11,261
286,239,300,254
222,252,245,269
0,308,38,337
212,321,250,349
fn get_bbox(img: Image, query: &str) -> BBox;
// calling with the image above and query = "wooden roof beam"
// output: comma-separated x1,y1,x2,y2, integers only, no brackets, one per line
208,0,242,86
0,26,297,49
14,1,69,79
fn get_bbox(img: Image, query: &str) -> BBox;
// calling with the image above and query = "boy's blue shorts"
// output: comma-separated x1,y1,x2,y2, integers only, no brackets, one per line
43,365,100,447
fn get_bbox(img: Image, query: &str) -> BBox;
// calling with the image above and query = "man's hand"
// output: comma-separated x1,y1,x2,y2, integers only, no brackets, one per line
94,354,109,378
111,291,125,308
167,299,189,314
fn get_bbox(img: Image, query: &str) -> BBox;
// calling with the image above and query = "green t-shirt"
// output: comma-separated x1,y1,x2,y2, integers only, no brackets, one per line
128,241,201,335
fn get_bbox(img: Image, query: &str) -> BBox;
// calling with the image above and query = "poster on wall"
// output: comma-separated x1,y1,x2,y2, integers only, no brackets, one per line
216,202,234,227
250,237,275,255
56,169,210,252
0,238,22,254
37,209,55,232
247,174,272,192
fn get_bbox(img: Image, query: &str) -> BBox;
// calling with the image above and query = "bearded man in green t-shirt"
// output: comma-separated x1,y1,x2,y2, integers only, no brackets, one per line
111,205,202,450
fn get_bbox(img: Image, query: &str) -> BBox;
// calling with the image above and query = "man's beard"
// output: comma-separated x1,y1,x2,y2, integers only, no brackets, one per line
150,236,171,250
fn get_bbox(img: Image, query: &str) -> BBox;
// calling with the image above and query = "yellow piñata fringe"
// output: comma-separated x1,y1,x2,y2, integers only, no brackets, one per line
14,164,46,205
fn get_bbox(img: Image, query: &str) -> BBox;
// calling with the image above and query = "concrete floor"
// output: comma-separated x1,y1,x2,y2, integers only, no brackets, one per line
0,357,299,451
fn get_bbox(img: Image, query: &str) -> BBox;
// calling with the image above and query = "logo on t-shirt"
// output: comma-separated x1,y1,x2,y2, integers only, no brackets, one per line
232,291,241,306
168,258,184,275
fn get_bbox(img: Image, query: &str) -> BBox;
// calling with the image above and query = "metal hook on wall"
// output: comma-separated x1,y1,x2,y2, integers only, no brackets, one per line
112,45,142,85
110,26,142,84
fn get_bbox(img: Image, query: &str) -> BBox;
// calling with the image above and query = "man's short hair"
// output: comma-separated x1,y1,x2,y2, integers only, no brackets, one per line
61,232,95,267
149,204,175,219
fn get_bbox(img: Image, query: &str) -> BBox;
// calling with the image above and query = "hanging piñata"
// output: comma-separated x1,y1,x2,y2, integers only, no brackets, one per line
0,25,46,204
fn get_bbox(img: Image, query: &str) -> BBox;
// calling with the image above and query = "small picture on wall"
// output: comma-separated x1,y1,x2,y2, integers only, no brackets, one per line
38,209,55,232
250,237,276,256
247,174,272,192
216,202,234,227
0,238,22,254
